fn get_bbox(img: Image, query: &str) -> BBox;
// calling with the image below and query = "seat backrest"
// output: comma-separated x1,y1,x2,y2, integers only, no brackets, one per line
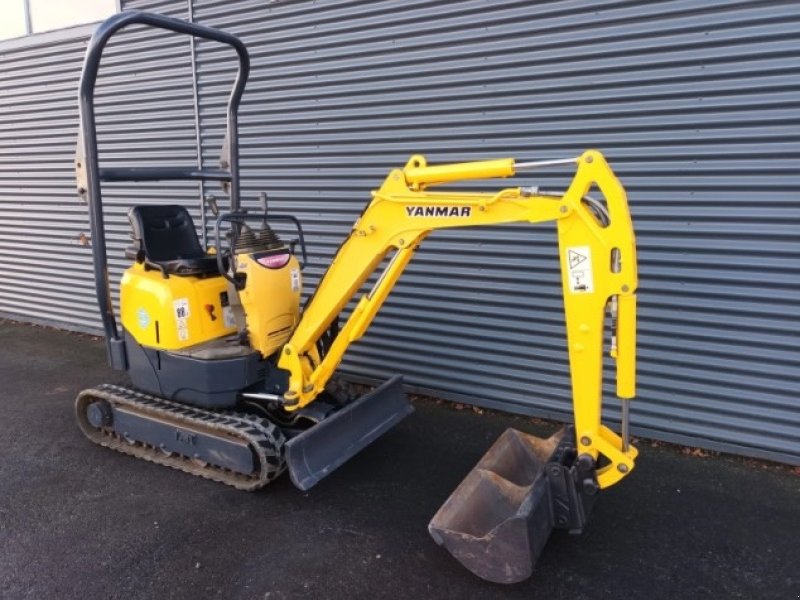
128,205,204,262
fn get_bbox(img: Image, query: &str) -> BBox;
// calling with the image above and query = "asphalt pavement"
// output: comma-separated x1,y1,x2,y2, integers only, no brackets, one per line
0,319,797,599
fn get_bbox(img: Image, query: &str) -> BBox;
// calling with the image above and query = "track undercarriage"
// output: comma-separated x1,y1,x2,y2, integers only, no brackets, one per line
76,384,286,491
75,375,412,491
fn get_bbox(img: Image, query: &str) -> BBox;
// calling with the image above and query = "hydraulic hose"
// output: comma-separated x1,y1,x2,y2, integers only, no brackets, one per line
535,188,611,226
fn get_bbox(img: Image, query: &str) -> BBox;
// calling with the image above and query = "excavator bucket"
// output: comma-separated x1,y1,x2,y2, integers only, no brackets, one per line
428,426,598,584
286,375,414,490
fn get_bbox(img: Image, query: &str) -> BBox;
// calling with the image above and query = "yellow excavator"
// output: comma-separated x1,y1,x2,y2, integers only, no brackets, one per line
74,12,638,584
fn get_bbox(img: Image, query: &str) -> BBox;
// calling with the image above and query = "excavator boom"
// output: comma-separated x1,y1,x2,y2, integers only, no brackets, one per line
279,150,638,582
280,150,637,487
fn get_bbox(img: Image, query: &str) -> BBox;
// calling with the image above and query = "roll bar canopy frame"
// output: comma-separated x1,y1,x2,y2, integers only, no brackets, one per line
76,10,250,368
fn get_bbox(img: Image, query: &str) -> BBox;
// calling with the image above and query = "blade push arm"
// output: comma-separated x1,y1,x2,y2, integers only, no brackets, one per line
278,150,638,487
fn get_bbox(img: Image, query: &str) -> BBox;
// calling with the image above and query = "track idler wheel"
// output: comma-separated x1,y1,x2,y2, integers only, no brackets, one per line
85,400,113,428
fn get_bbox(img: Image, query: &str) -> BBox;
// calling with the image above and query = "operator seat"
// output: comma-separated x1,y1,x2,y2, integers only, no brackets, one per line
126,204,221,277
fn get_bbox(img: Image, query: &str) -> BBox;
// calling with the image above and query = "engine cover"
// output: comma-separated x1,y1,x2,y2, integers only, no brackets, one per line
235,248,302,358
120,263,237,350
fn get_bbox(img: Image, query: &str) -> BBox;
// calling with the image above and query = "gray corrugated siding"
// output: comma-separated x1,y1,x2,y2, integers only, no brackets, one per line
0,0,797,464
0,0,196,330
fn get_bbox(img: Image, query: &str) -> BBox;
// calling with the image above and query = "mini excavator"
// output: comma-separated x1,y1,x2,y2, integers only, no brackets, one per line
74,12,639,584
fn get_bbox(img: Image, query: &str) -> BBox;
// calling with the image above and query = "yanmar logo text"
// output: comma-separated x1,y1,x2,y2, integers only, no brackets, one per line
405,206,471,217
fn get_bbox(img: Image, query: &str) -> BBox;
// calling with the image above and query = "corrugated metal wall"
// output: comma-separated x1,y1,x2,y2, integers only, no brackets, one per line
190,0,800,464
0,0,797,464
0,28,99,329
0,0,194,330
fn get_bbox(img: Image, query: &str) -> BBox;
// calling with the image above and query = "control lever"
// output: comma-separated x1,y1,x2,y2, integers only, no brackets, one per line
259,192,269,229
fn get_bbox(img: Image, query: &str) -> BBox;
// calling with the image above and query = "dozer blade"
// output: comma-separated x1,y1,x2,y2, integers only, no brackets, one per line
428,426,598,584
286,375,413,490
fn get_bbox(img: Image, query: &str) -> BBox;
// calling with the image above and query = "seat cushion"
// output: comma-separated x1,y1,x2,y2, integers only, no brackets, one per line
157,255,225,277
128,204,221,276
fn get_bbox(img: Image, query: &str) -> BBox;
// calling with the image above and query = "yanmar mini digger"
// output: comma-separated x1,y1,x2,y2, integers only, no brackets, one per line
74,12,639,584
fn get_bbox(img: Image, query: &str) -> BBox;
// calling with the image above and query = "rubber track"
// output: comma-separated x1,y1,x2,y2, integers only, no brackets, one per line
76,384,286,491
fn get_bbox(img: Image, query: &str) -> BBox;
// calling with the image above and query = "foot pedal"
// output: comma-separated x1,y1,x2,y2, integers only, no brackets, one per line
285,375,413,490
428,426,598,584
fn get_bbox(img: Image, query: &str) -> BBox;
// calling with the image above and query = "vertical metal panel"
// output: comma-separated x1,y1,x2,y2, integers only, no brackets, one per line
0,0,195,330
0,0,797,464
190,0,800,464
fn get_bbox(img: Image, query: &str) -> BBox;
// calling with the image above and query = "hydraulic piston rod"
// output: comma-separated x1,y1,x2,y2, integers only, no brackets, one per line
403,156,581,189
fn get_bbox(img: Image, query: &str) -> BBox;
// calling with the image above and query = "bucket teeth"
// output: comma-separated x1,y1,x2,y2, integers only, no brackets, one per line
429,426,595,584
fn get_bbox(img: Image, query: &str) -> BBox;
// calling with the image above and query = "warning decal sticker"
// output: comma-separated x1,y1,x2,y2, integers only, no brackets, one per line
173,298,190,341
222,306,236,329
566,246,593,294
136,307,150,330
290,268,301,293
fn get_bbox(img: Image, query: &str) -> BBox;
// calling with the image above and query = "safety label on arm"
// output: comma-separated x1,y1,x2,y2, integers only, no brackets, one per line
566,246,593,293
